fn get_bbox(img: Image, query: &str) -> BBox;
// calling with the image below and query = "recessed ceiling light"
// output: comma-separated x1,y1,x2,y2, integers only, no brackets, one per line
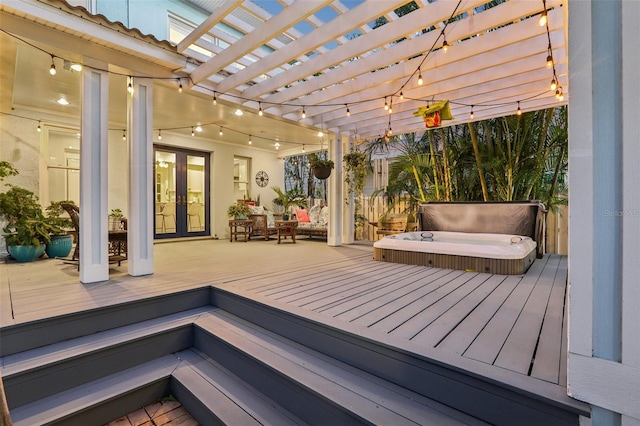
57,97,69,105
195,125,203,132
234,109,243,116
70,63,83,72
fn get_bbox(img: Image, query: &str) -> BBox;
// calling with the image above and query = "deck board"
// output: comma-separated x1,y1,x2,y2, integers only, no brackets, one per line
2,239,569,400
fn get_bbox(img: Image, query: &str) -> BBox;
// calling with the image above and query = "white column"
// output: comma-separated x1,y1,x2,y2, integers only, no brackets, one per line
341,133,354,245
568,0,640,423
79,63,109,283
127,77,154,276
327,130,343,246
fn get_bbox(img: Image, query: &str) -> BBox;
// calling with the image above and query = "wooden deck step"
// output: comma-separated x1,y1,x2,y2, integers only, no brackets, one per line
1,306,212,409
171,349,305,425
8,355,178,426
192,310,482,426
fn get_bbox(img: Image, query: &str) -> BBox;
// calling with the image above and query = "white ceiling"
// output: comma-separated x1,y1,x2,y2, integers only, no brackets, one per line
0,0,568,154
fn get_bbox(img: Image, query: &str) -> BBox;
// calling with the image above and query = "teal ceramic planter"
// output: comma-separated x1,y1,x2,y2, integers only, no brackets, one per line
8,244,45,263
45,234,73,258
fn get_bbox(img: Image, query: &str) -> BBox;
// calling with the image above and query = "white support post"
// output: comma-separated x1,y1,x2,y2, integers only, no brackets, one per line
341,133,354,245
127,77,154,276
79,64,109,283
568,1,640,423
327,130,343,246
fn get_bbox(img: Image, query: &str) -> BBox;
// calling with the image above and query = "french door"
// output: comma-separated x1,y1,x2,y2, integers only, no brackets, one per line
154,146,209,239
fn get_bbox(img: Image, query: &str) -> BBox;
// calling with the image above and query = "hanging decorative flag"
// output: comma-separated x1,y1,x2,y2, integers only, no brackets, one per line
413,100,454,128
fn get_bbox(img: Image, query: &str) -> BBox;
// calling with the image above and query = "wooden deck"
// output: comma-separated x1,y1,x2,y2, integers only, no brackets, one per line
1,238,572,410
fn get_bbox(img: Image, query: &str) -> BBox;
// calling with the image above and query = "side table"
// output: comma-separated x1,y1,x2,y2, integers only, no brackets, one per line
229,219,252,242
275,220,298,244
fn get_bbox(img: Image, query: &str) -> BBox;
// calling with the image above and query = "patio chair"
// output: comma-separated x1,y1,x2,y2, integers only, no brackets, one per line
60,203,80,263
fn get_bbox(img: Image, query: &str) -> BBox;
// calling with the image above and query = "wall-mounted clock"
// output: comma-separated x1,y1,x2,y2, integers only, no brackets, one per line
255,171,269,187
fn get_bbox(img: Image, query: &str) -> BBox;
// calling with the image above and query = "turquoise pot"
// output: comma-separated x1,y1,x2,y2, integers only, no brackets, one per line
8,244,45,263
45,234,73,258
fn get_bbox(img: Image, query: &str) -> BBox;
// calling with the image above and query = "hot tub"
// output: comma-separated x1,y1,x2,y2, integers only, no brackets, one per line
373,231,537,275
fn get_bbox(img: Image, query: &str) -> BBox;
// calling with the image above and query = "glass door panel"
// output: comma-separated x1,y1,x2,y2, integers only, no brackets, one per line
154,147,209,239
155,151,177,236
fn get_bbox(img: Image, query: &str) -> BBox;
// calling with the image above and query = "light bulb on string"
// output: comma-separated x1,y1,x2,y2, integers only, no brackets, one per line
248,135,252,145
400,91,404,100
418,68,423,86
516,101,522,116
122,130,126,140
127,76,134,95
384,97,389,111
539,10,547,27
470,106,474,120
49,55,56,75
546,54,553,69
302,144,305,153
158,130,162,140
219,127,223,136
191,127,195,137
37,121,42,132
301,107,306,119
258,102,263,116
388,101,393,114
178,79,183,93
213,92,217,105
345,105,350,117
550,76,557,91
442,39,449,53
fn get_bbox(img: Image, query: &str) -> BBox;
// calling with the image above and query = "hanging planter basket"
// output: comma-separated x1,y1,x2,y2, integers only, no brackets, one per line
312,166,332,180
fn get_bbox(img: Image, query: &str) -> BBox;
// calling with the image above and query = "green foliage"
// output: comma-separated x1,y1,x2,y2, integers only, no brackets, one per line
45,201,75,233
109,208,124,218
308,153,335,169
226,203,252,218
0,161,18,181
363,106,568,213
271,186,308,212
0,185,62,246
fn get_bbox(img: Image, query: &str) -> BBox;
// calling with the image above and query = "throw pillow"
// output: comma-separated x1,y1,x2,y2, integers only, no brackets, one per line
296,208,310,222
249,205,264,215
266,211,275,228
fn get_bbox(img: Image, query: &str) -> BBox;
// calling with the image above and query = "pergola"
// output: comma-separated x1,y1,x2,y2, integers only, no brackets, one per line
0,0,568,152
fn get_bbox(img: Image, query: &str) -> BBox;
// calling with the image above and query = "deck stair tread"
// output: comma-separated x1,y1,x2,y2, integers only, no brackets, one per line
194,309,486,426
8,354,179,426
1,307,212,409
1,306,214,376
172,348,305,425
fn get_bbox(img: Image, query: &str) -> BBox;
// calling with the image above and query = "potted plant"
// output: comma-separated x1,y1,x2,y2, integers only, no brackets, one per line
109,208,124,230
308,153,335,180
272,186,308,220
227,203,252,220
0,185,62,263
44,201,75,258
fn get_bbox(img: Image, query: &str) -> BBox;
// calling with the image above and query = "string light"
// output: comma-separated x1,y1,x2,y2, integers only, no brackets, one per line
302,144,305,153
345,104,350,117
400,91,404,100
178,79,183,93
418,68,423,86
191,127,195,136
127,76,134,95
470,106,474,119
539,10,547,26
49,55,56,76
158,130,162,140
258,102,263,116
383,97,389,111
274,139,280,149
550,77,557,91
388,99,393,114
213,92,217,105
301,107,306,119
37,121,42,132
546,53,553,69
516,101,522,116
122,130,126,140
219,127,223,136
442,38,449,53
248,135,252,145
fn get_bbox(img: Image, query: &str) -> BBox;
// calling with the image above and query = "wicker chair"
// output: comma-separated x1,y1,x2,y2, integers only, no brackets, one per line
249,213,281,240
